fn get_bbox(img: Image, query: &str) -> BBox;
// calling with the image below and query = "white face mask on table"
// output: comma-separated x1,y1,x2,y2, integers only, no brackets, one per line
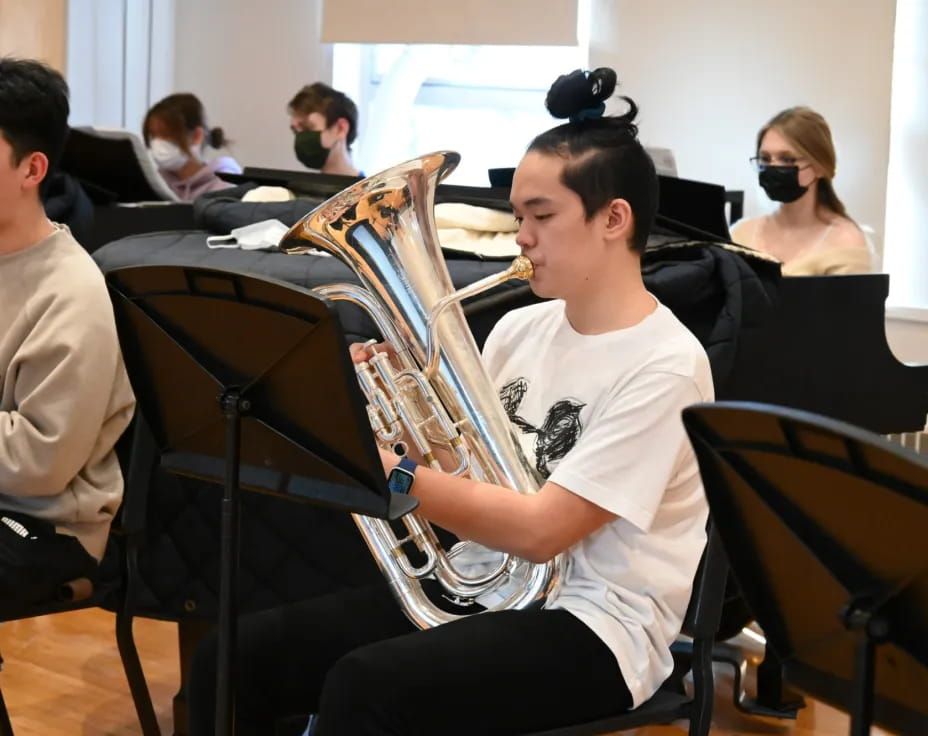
206,219,294,251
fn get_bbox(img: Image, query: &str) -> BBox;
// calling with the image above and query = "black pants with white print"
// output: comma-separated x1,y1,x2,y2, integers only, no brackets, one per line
0,511,98,606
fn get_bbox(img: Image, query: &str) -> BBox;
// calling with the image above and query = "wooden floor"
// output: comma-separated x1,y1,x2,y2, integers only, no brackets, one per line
0,609,892,735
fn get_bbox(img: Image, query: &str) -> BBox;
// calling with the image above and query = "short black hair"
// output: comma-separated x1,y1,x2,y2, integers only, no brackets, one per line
0,56,70,168
528,68,658,253
288,82,359,149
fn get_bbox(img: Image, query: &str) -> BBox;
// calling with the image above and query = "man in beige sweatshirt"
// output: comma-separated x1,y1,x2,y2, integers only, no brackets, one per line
0,57,135,604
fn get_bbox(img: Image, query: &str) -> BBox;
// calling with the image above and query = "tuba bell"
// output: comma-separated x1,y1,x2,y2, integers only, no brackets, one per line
279,151,561,628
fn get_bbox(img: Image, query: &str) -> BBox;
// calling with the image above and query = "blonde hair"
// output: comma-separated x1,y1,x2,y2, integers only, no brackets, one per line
757,106,851,221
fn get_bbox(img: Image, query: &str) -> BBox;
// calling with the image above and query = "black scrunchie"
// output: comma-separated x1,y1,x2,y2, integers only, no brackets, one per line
569,101,606,124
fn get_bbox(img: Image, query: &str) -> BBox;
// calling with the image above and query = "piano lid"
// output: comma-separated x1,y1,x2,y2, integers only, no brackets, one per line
722,273,928,435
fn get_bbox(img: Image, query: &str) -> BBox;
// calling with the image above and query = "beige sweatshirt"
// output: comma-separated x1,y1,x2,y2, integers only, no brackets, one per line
0,225,135,560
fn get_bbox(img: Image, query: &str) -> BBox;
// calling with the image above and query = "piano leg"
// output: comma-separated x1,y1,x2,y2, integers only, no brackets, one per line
756,643,806,715
172,619,214,736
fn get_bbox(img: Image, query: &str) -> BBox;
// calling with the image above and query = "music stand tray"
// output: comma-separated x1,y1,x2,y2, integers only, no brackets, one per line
682,401,928,736
106,264,417,735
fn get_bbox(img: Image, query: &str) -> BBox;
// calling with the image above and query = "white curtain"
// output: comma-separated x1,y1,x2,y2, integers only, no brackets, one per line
66,0,175,131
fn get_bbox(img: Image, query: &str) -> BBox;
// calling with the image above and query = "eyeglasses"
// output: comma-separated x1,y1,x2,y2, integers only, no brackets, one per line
749,155,806,172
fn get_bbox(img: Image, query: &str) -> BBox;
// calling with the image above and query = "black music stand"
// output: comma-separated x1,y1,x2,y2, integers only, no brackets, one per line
106,265,418,736
682,401,928,736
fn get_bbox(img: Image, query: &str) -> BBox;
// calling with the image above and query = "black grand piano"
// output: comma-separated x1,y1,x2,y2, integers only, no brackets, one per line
725,273,928,435
646,170,928,436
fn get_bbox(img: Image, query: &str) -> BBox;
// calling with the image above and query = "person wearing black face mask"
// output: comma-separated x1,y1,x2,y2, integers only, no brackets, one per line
287,82,361,177
731,106,871,276
757,161,809,204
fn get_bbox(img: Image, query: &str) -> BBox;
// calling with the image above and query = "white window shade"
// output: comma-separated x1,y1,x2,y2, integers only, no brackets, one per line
883,0,928,308
66,0,175,129
321,0,578,46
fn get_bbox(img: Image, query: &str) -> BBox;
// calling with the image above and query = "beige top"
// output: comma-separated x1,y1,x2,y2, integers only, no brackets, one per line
731,215,872,276
0,226,136,559
779,245,873,276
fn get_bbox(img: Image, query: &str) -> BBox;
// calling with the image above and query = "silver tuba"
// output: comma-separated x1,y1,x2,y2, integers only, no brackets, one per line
280,151,561,628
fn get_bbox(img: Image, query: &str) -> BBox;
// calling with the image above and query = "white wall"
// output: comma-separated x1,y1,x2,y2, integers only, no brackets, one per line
0,0,66,72
887,317,928,364
173,0,331,171
589,0,896,254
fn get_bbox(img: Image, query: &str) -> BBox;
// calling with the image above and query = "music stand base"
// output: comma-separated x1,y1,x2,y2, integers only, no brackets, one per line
710,642,804,720
843,603,888,736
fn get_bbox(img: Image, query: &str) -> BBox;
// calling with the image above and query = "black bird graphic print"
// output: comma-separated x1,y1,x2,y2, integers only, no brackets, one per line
498,377,585,478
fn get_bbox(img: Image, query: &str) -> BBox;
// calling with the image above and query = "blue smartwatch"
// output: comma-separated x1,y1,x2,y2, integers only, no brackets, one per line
387,456,417,495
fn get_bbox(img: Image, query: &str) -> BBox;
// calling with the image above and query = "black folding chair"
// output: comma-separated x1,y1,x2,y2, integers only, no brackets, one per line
0,415,160,735
522,522,728,736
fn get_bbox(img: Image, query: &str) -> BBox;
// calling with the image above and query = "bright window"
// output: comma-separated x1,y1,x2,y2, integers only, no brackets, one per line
883,0,928,309
66,0,174,130
333,3,590,186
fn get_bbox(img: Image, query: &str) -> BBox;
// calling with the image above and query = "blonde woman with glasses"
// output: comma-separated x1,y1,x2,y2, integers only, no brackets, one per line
731,107,871,275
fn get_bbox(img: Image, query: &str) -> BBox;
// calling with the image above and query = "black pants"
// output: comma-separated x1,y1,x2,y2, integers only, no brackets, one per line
188,582,632,736
0,511,98,606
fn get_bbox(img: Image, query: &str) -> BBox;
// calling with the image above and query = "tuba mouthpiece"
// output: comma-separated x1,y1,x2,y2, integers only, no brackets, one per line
510,255,534,281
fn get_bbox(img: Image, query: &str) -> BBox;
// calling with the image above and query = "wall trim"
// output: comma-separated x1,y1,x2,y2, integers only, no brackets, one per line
886,306,928,324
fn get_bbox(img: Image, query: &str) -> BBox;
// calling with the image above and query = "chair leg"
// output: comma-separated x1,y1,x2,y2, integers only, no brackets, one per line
688,638,715,736
0,654,14,736
115,425,162,736
116,608,161,735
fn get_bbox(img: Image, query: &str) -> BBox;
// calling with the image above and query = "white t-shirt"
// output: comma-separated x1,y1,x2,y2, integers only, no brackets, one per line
480,297,714,707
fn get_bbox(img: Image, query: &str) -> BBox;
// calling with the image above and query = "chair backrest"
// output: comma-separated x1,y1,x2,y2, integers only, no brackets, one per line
681,400,928,736
679,521,728,642
59,126,181,203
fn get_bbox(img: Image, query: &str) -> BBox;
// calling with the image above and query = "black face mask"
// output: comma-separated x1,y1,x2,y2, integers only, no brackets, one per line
758,165,808,203
294,130,330,170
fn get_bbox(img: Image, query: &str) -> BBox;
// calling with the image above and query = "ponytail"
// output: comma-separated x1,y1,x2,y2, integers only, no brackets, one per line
817,178,849,220
208,126,227,149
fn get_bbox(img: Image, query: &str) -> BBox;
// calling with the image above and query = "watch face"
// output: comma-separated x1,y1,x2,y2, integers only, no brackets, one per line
388,468,415,495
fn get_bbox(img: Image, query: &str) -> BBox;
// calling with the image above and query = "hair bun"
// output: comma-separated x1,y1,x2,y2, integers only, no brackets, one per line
209,126,226,149
545,68,618,120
